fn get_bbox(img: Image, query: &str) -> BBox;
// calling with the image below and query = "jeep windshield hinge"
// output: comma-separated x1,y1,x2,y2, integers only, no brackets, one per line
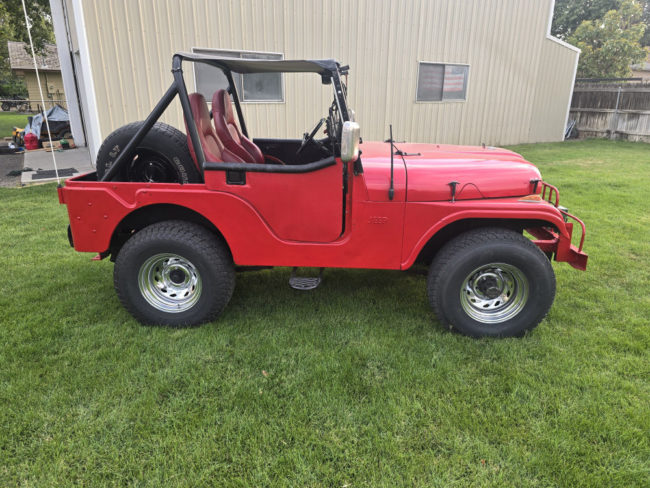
530,178,541,193
448,181,459,202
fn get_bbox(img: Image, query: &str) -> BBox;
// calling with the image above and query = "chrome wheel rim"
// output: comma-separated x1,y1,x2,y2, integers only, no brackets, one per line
460,263,528,324
138,253,202,313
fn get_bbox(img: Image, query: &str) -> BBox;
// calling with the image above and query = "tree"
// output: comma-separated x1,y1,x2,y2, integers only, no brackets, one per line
553,0,650,47
641,0,650,46
552,0,622,40
0,0,54,97
569,0,647,78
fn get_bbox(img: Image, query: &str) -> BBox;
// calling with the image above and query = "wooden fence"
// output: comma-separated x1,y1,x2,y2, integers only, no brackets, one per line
569,83,650,143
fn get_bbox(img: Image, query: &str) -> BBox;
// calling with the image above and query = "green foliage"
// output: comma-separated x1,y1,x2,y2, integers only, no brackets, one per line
0,0,53,97
0,140,649,486
0,72,27,98
641,0,650,46
569,0,647,78
552,0,650,47
552,0,622,40
0,0,53,50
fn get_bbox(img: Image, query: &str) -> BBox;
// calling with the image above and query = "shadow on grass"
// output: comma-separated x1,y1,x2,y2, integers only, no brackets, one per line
70,264,452,341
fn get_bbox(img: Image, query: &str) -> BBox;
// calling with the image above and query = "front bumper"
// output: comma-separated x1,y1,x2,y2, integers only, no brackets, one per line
527,182,588,270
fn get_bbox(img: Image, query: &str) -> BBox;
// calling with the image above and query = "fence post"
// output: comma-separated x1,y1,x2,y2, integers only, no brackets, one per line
610,86,622,140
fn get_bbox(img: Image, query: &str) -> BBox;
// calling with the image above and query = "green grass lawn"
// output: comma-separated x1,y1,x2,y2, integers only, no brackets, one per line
0,111,29,138
0,139,648,486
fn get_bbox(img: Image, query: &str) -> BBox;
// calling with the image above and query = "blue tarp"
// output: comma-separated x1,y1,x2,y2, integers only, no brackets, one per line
24,105,69,139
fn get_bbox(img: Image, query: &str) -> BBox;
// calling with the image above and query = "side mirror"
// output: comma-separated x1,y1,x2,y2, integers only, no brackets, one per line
341,121,360,163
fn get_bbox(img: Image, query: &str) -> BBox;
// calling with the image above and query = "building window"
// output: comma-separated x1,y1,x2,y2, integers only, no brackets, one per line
192,48,284,103
416,62,469,102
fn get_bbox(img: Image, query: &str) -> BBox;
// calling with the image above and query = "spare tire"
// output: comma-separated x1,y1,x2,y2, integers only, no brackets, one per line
96,121,201,183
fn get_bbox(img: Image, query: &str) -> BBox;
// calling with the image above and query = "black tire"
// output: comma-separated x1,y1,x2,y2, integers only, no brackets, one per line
1,102,10,112
427,227,556,338
114,220,235,327
96,121,201,183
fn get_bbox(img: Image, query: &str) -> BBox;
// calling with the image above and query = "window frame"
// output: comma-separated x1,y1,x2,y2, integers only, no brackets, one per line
191,47,285,104
415,61,470,103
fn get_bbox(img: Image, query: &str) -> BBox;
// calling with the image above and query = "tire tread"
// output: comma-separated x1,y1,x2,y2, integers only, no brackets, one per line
427,227,556,337
114,220,234,326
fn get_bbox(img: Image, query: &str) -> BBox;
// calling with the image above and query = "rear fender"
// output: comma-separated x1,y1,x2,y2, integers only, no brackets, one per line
108,203,228,260
61,182,259,258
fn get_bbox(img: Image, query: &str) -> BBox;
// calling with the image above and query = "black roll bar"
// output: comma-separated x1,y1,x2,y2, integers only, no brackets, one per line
100,81,179,181
100,52,350,182
172,54,205,168
225,71,249,138
101,55,207,181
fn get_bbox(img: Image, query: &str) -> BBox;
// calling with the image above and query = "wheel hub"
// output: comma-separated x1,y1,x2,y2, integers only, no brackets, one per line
168,267,187,285
127,151,178,183
473,271,507,299
138,253,202,313
460,263,529,324
142,159,169,182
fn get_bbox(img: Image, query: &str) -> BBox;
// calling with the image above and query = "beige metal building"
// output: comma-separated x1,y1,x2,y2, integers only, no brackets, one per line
51,0,579,159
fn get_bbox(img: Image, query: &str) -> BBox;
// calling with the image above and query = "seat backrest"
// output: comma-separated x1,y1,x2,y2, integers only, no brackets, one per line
186,93,244,166
212,89,265,164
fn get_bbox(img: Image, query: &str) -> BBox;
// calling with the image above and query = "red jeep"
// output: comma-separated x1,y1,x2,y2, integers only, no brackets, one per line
58,52,587,338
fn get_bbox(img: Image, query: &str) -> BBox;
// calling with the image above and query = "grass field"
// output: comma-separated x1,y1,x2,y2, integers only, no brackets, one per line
0,112,29,138
0,139,648,486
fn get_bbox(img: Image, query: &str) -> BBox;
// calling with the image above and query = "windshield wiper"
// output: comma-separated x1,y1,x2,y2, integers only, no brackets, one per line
394,148,420,157
383,138,420,157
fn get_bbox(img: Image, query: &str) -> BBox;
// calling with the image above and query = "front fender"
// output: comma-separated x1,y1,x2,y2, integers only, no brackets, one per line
400,198,582,269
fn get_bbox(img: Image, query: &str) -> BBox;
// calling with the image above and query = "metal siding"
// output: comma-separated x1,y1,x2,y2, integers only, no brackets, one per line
530,39,578,142
79,0,577,148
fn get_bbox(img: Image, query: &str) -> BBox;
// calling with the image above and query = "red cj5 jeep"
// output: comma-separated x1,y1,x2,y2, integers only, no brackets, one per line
58,52,587,338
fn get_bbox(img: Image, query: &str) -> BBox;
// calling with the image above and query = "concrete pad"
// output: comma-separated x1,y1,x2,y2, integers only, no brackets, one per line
22,147,94,185
0,152,24,188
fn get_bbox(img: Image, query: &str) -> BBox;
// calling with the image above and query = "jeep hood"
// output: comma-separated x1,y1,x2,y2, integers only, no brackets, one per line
359,141,541,202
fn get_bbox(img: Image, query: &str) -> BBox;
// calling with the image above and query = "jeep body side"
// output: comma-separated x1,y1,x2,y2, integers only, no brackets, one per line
59,145,585,270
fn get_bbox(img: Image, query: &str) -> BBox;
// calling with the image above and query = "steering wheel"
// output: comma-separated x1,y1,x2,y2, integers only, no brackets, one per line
296,118,325,155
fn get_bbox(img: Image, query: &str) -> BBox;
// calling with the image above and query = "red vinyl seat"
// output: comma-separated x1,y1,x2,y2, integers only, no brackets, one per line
186,93,245,167
212,89,272,164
